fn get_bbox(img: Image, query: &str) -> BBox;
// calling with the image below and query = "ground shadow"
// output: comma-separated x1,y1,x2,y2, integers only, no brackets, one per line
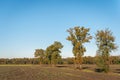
82,66,90,69
114,69,120,74
56,65,68,68
95,68,104,73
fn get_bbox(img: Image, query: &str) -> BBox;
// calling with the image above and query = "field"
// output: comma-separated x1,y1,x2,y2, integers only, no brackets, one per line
0,65,120,80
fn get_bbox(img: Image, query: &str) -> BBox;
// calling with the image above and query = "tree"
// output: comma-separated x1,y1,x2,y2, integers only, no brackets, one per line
66,26,92,69
45,41,63,65
34,49,45,64
95,29,117,73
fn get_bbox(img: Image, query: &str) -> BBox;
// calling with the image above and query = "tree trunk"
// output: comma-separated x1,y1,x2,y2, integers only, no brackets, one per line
79,64,82,70
74,57,77,69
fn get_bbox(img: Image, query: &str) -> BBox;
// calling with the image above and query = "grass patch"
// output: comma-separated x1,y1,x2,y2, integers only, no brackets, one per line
82,69,94,73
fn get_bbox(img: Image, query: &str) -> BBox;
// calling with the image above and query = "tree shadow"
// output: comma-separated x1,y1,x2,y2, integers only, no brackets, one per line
82,66,90,69
114,69,120,74
95,68,104,73
56,65,68,68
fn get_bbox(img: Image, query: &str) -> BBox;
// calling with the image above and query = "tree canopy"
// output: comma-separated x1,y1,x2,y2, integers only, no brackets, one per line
34,49,45,64
45,41,63,65
67,26,92,69
95,29,117,73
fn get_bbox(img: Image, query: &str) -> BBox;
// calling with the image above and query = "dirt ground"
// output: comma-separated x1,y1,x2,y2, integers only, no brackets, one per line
0,65,120,80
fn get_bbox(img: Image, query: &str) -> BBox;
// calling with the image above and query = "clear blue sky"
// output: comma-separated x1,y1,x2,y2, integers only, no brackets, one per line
0,0,120,58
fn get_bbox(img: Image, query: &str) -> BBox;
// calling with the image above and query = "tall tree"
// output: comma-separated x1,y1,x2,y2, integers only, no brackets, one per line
95,29,117,73
66,26,92,69
45,41,63,65
34,49,45,64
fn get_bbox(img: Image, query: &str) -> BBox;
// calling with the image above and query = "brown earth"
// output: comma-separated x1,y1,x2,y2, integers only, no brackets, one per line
0,65,119,80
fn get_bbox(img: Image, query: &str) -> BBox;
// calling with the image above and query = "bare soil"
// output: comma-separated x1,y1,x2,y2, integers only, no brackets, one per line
0,65,120,80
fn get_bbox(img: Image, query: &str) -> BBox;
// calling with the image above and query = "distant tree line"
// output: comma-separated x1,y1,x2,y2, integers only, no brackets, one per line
0,56,120,65
63,56,120,65
0,58,39,64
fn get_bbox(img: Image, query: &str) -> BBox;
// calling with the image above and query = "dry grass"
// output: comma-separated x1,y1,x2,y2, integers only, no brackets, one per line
0,65,120,80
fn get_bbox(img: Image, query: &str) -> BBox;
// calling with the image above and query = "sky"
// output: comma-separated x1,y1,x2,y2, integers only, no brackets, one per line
0,0,120,58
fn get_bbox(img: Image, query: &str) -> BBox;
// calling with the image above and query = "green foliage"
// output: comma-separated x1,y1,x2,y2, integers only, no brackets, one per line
83,56,95,64
0,58,39,64
34,49,45,64
110,56,120,64
62,57,74,64
0,56,119,65
95,29,117,73
45,41,63,65
66,26,92,69
34,49,45,57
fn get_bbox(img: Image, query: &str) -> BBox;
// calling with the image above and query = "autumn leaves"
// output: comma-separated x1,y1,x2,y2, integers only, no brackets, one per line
67,26,117,72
